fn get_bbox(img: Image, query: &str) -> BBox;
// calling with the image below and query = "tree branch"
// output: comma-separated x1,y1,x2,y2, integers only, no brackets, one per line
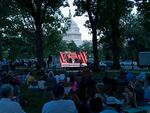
86,0,94,27
95,0,101,26
41,0,48,22
15,0,35,17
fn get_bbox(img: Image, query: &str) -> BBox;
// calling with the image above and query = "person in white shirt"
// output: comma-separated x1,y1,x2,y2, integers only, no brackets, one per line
100,96,122,113
38,77,46,90
42,85,78,113
54,75,60,84
0,84,26,113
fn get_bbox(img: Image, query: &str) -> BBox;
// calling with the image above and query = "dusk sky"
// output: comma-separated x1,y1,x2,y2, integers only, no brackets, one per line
60,0,137,41
60,0,92,41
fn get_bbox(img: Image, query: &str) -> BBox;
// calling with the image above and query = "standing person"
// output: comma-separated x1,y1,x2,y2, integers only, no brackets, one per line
42,85,78,113
40,67,47,80
0,84,26,113
47,55,52,68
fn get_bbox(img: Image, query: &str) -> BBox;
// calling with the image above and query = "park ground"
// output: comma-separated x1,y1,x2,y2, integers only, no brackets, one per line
19,68,150,113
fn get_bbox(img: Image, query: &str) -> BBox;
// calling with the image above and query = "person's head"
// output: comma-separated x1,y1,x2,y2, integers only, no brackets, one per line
48,71,54,77
52,85,64,100
0,84,14,98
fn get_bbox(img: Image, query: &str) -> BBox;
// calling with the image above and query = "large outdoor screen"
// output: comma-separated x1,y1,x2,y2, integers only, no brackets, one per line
60,51,87,67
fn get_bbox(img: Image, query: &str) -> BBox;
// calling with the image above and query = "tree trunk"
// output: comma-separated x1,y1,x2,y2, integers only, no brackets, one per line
92,27,99,71
111,18,121,69
35,19,44,68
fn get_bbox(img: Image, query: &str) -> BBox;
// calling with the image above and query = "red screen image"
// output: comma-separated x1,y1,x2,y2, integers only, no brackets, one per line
60,51,87,67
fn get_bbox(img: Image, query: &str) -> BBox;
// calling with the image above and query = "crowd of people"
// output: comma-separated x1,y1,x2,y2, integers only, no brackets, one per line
0,61,150,113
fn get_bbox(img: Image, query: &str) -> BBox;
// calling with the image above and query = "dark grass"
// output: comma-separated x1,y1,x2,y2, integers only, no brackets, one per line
20,85,50,113
19,70,150,113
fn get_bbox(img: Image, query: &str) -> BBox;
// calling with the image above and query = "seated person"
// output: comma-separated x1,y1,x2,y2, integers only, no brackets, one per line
26,73,36,85
100,96,122,113
42,85,78,113
47,71,55,80
54,74,60,84
89,92,103,112
0,84,26,113
72,93,90,113
134,80,144,106
138,71,146,81
70,77,78,93
38,77,46,90
126,72,135,82
123,85,137,108
144,77,150,103
59,74,66,82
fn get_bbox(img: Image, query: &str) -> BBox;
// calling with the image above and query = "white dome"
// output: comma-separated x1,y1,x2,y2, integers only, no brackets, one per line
63,19,82,46
66,20,80,35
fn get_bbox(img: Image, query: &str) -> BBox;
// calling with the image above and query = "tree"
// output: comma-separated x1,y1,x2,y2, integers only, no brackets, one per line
121,14,150,62
73,0,101,70
67,40,78,51
14,0,68,67
0,0,68,61
97,0,133,69
135,0,150,32
0,0,12,60
79,40,92,58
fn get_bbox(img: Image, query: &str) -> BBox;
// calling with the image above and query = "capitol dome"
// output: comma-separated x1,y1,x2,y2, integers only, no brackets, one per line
63,11,82,47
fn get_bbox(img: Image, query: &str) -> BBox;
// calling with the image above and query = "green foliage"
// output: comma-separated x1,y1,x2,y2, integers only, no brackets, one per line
11,0,69,66
135,0,150,32
0,0,69,60
121,14,150,60
74,0,101,70
66,40,78,51
79,40,92,58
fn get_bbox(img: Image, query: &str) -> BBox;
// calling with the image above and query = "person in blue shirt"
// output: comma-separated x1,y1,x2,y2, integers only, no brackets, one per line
0,84,26,113
42,85,78,113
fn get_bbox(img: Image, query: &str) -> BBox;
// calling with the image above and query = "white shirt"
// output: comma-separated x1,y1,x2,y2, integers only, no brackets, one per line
38,80,46,90
42,99,78,113
59,74,65,81
54,75,60,84
0,98,26,113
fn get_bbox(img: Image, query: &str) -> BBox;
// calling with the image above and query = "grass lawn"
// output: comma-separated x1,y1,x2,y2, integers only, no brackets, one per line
19,69,150,113
20,85,50,113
